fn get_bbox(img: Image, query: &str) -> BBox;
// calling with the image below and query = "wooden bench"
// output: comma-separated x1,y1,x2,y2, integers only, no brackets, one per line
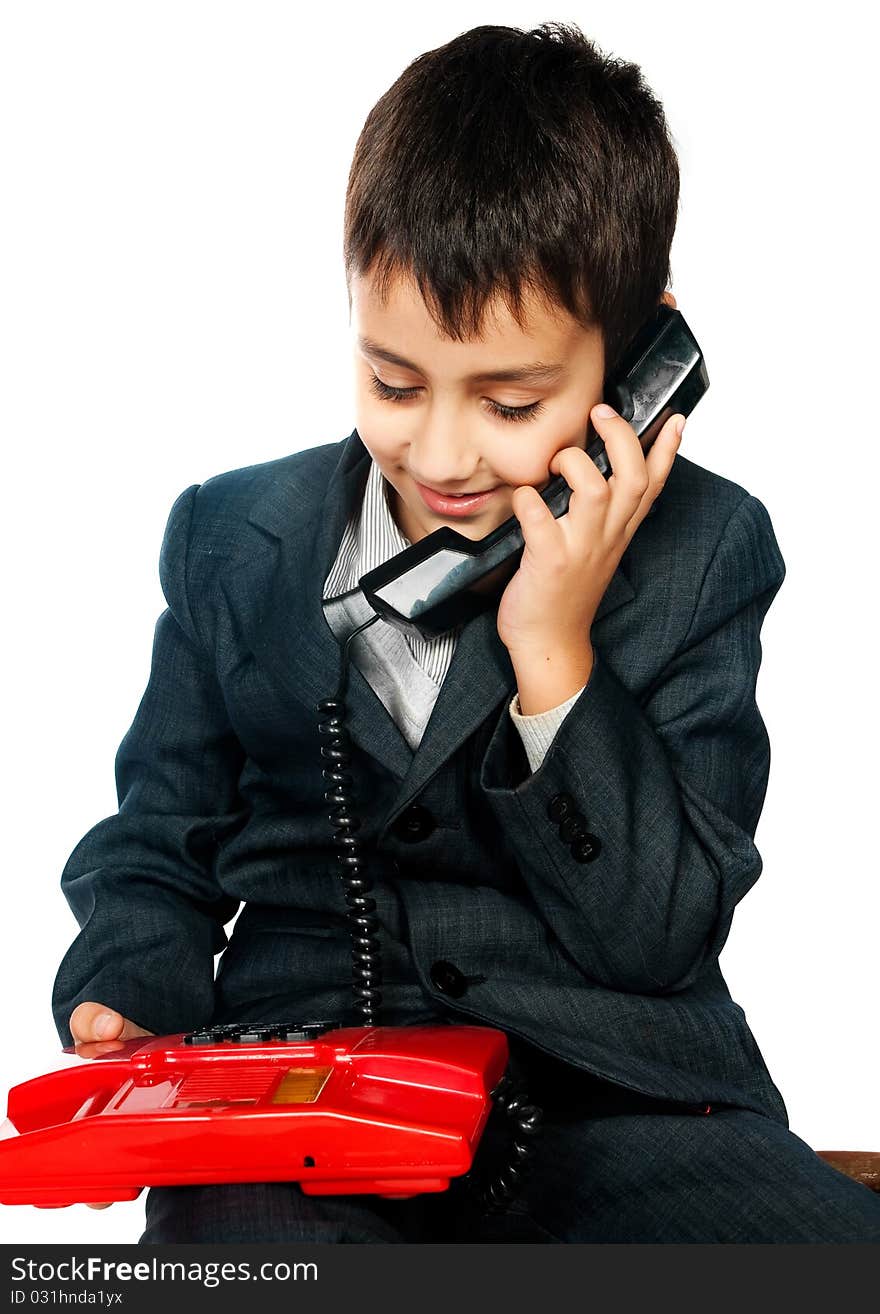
816,1150,880,1192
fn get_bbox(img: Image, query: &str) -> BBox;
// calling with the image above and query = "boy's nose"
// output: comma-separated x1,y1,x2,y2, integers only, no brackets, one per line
407,410,478,472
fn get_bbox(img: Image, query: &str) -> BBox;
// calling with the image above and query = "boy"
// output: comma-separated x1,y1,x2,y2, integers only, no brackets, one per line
54,23,880,1242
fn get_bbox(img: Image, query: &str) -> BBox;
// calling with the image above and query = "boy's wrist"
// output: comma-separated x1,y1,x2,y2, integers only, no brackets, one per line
509,639,595,716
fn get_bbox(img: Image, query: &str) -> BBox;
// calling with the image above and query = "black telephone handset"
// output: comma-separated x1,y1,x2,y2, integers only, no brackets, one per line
357,304,709,642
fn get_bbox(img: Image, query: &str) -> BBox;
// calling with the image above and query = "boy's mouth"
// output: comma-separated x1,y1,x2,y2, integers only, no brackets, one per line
413,480,500,517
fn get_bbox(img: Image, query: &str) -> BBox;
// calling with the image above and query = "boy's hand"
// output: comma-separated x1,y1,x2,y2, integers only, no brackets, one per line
69,1001,155,1052
496,404,685,660
68,1002,155,1211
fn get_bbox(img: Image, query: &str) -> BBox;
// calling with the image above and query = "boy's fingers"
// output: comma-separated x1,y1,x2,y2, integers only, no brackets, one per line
619,413,683,542
86,1202,114,1210
590,404,650,498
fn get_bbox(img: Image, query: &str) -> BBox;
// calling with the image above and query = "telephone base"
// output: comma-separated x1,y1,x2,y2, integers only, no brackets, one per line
0,1022,509,1207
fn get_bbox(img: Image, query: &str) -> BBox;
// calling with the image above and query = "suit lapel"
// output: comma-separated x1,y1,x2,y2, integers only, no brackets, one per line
221,430,414,784
222,428,636,817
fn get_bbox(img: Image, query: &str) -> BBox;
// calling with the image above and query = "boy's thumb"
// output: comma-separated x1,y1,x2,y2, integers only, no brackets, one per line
69,1003,122,1041
92,1011,120,1039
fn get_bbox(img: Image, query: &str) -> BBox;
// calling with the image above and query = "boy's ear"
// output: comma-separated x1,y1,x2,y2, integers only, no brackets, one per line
660,290,677,310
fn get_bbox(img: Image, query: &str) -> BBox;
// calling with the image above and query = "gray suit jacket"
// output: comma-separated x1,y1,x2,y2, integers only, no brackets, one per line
52,427,789,1124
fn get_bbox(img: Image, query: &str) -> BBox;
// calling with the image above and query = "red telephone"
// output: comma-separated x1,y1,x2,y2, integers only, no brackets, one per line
0,1022,518,1208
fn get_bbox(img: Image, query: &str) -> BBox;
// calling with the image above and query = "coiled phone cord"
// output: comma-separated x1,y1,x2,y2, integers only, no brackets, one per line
316,614,542,1214
316,614,386,1026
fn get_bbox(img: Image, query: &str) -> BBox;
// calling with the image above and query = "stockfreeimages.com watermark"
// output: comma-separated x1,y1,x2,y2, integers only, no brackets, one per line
10,1256,316,1291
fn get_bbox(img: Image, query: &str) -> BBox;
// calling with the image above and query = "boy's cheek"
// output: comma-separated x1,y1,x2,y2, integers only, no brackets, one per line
351,406,405,463
544,390,602,452
357,437,405,487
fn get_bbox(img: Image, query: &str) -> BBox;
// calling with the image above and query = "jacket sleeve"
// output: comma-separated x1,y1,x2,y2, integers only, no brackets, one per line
479,492,786,995
51,485,247,1047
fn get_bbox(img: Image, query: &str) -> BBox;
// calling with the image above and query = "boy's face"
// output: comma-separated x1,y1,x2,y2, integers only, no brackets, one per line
349,265,607,545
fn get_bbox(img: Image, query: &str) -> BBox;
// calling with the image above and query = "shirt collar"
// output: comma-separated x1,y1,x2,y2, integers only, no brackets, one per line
323,457,412,597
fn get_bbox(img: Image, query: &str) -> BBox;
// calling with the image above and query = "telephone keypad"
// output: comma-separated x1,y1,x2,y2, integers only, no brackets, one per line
182,1021,339,1046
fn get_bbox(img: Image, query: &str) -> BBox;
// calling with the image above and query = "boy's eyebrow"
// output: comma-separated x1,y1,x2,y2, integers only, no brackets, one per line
357,335,566,384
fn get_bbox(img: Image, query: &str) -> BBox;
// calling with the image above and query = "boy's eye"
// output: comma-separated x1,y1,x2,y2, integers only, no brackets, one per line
367,372,544,424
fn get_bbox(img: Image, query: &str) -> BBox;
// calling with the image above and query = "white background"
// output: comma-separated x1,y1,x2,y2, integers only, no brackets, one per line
1,1,876,1244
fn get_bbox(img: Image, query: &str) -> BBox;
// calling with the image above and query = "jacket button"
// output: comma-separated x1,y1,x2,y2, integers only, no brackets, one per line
547,792,575,823
430,960,468,998
571,833,602,863
392,803,435,843
559,814,587,843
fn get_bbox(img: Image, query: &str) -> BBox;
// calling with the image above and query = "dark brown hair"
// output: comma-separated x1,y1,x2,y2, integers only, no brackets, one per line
343,21,680,380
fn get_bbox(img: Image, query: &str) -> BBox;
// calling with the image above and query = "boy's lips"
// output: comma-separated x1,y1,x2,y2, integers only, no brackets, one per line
413,480,500,517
